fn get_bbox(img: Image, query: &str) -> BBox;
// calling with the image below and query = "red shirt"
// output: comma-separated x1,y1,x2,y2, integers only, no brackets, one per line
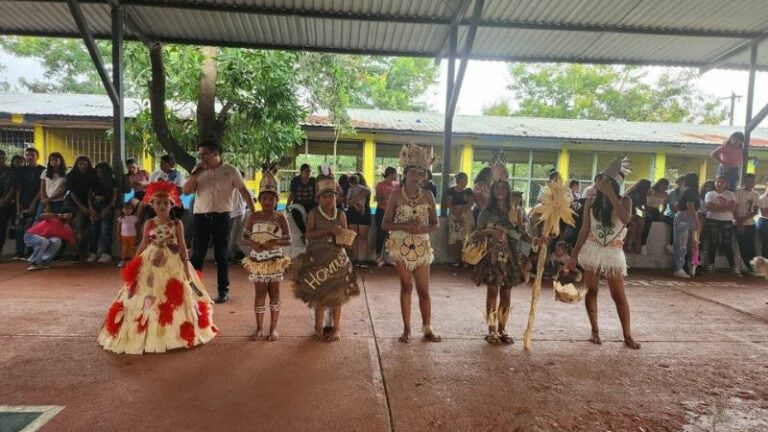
27,218,76,245
375,180,399,209
714,143,742,168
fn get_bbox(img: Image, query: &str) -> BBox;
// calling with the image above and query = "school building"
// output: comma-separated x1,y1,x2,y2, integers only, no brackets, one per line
2,92,768,208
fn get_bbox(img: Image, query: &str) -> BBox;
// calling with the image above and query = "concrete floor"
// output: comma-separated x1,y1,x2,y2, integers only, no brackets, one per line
1,261,768,431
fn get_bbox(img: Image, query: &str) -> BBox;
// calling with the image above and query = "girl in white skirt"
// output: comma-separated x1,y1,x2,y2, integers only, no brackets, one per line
569,166,641,350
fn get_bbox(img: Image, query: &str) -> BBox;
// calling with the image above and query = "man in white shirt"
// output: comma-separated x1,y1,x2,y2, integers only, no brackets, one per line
183,140,255,303
734,173,759,275
704,176,738,275
149,154,185,192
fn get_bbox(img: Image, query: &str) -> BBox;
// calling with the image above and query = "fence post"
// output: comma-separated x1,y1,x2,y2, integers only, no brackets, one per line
654,151,666,181
558,147,569,180
363,136,375,203
461,141,473,179
34,124,45,156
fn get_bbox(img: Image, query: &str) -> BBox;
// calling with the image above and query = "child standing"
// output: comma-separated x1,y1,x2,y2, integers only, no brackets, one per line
98,182,216,354
116,203,139,268
24,211,76,271
241,164,291,341
704,176,739,275
293,165,359,341
383,144,441,343
710,132,744,192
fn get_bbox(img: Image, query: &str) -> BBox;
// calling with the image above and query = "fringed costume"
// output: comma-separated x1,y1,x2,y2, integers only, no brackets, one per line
386,187,435,271
578,212,628,277
98,183,216,354
242,214,291,282
468,206,526,288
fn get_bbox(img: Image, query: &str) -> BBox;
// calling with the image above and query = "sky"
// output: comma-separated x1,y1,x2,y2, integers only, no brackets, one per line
2,48,767,128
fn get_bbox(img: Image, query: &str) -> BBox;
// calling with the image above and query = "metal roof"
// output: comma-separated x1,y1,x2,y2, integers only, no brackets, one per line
2,0,768,70
3,92,768,148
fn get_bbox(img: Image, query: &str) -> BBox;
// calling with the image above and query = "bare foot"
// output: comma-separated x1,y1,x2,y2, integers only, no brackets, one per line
485,332,500,345
423,327,442,343
314,330,326,341
399,330,411,343
249,329,264,341
267,330,279,342
499,332,514,345
588,331,602,345
326,328,340,342
624,337,641,349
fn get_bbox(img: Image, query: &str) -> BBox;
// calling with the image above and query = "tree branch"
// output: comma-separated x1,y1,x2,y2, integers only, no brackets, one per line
148,42,196,172
212,100,235,141
197,46,219,143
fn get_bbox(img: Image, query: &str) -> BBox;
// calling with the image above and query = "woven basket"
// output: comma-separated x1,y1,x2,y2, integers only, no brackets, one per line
335,229,357,247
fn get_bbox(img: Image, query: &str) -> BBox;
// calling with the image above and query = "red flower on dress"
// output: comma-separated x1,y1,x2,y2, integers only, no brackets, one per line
158,278,185,326
121,256,142,296
135,315,147,334
180,321,195,348
104,301,124,337
197,300,211,329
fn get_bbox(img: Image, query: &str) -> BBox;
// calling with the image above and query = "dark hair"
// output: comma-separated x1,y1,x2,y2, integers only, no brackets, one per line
455,172,468,182
10,154,24,167
487,180,511,214
125,158,137,166
197,139,222,155
0,150,5,157
300,163,311,172
592,176,621,227
122,202,133,210
338,174,350,193
474,167,492,184
651,178,669,192
24,147,39,157
354,172,367,187
94,161,116,190
743,173,757,181
69,155,94,176
46,152,67,178
160,154,175,166
624,179,651,199
548,171,561,181
384,166,397,177
683,173,699,189
715,175,728,182
568,180,580,188
700,180,715,199
348,174,359,184
730,131,745,142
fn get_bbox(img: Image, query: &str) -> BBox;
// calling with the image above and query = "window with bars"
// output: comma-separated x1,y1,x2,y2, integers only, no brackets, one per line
0,127,34,157
472,148,558,207
43,128,111,168
375,142,460,201
568,151,654,193
665,155,705,183
276,139,364,193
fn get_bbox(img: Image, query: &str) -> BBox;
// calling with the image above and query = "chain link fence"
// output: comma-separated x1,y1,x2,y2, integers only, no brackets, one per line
0,127,34,158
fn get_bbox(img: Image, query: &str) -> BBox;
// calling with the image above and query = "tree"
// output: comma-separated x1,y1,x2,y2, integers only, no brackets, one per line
482,100,513,116
347,56,438,111
494,63,727,124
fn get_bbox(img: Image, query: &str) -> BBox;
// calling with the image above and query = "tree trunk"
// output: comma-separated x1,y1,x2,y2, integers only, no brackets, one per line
197,46,219,143
148,42,196,172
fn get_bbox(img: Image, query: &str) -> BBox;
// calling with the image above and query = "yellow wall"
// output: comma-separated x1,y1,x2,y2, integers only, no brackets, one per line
654,151,666,181
558,148,569,180
461,141,473,178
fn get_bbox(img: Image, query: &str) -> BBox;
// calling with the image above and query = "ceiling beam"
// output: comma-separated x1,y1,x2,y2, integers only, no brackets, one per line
447,0,484,119
700,37,768,73
65,0,119,105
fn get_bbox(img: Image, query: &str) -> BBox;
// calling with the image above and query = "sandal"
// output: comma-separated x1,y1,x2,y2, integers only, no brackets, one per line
499,332,514,345
422,326,442,343
485,332,500,344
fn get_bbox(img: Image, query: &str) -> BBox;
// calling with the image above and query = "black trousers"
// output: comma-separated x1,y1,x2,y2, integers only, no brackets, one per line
706,218,735,268
374,207,387,255
289,206,308,234
190,212,231,296
736,224,757,269
0,206,11,253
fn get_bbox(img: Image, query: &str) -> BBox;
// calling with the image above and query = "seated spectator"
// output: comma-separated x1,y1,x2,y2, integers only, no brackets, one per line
24,211,76,271
623,179,651,255
346,174,372,267
148,155,184,193
88,162,117,263
642,178,669,251
13,148,44,261
39,152,67,215
65,155,98,261
0,150,15,259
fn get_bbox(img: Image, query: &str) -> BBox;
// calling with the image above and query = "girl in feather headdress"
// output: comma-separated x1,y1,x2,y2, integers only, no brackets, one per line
382,144,441,343
568,156,641,350
98,181,217,354
241,162,292,341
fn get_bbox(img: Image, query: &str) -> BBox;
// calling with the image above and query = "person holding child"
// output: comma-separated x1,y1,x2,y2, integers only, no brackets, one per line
241,163,292,342
292,165,359,342
383,144,441,344
98,181,217,354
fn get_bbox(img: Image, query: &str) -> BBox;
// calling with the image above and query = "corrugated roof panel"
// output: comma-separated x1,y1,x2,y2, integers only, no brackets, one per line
472,28,603,60
481,0,639,26
585,34,738,64
621,0,768,33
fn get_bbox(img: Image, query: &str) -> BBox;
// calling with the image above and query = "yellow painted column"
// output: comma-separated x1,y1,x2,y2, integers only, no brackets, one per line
142,151,154,172
654,151,666,181
700,159,708,181
363,136,375,191
558,148,569,180
461,141,473,177
747,157,756,174
33,124,45,156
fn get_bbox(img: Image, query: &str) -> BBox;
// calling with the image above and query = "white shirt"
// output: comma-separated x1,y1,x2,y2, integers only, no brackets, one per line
582,185,597,199
705,190,736,222
758,193,768,219
191,162,247,214
149,169,185,187
734,189,759,226
40,170,66,202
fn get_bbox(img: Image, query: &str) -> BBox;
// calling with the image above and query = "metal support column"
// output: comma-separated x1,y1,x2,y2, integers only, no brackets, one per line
112,4,126,184
440,24,457,217
743,43,758,181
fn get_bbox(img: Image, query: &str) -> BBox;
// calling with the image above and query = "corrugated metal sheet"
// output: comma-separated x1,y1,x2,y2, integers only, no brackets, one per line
2,1,768,69
2,92,767,147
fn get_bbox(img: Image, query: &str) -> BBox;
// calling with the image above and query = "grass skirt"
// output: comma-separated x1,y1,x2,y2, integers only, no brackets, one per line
242,256,290,283
578,240,627,277
386,231,434,271
471,239,524,288
291,248,360,308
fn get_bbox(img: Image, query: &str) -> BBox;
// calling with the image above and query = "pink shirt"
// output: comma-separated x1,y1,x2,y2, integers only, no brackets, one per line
714,143,742,168
375,180,399,208
119,215,138,237
27,218,76,245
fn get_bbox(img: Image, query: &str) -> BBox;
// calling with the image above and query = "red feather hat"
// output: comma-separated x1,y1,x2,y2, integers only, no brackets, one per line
142,181,181,206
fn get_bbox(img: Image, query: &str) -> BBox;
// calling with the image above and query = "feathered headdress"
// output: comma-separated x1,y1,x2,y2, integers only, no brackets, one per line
315,163,337,196
259,161,280,197
399,144,434,171
601,154,632,183
142,181,181,206
490,150,508,183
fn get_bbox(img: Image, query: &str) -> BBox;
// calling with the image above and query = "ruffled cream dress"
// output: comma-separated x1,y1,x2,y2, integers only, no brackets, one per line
386,188,434,271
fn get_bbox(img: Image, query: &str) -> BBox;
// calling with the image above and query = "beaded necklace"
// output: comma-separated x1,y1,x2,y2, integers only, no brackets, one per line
318,205,338,221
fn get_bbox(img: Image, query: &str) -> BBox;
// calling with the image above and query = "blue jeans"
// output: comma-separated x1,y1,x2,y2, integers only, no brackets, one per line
89,199,113,256
24,233,62,265
758,218,768,258
673,212,696,271
717,165,740,192
14,212,35,256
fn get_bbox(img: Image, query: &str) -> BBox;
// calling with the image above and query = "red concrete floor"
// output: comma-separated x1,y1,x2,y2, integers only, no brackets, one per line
1,262,768,431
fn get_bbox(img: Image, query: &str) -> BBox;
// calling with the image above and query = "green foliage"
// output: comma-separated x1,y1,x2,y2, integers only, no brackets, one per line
482,100,513,116
348,56,438,111
502,64,728,124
